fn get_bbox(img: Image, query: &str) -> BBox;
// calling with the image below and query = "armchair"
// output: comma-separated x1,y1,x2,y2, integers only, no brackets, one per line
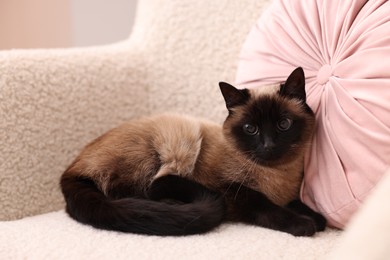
1,0,389,258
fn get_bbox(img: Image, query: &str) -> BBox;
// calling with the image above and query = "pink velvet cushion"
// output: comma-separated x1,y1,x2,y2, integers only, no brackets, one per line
236,0,390,228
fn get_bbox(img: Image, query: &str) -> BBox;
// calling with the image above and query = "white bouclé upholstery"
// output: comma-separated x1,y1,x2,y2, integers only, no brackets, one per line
1,0,389,259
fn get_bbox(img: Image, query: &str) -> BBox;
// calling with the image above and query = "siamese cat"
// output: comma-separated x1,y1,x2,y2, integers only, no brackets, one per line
61,67,326,236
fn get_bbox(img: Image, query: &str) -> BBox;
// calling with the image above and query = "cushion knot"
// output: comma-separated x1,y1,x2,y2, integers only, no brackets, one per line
317,64,333,85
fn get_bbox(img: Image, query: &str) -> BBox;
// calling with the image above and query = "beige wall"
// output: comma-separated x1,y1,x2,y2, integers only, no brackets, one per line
0,0,72,49
0,0,136,50
71,0,136,47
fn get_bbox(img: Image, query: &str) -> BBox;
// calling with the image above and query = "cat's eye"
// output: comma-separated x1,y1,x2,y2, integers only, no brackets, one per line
277,118,293,131
243,124,258,135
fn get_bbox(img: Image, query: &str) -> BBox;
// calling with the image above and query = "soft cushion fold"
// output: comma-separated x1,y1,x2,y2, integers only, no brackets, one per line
236,0,390,228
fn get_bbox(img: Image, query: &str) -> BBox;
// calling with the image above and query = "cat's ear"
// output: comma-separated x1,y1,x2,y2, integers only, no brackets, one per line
219,82,249,110
280,67,306,101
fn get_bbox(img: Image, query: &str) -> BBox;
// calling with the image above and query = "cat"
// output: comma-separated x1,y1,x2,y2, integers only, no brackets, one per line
60,67,326,237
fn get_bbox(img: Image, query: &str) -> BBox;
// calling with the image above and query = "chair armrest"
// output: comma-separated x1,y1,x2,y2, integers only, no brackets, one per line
0,43,149,220
327,168,390,259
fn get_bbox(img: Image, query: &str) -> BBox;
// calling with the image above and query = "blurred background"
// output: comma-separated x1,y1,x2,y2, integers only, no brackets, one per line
0,0,137,50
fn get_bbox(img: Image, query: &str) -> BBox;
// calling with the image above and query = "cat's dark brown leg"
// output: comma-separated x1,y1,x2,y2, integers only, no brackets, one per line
286,199,327,231
148,175,224,204
223,183,317,236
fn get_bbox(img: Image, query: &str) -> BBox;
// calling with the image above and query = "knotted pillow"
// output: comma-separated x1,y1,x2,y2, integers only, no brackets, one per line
236,0,390,228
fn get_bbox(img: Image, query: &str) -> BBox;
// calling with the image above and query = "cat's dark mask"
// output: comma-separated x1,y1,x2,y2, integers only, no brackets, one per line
219,67,314,165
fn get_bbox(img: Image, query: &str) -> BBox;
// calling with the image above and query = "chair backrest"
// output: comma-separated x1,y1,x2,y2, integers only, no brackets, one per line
0,0,271,221
128,0,271,121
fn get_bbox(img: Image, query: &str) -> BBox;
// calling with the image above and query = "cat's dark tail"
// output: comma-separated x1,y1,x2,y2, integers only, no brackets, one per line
60,174,225,236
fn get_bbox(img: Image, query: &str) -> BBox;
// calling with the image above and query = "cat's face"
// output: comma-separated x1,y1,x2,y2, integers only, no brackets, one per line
220,67,315,165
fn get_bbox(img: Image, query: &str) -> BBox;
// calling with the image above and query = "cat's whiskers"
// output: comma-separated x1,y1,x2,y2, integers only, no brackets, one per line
289,143,311,153
232,162,253,201
222,151,258,201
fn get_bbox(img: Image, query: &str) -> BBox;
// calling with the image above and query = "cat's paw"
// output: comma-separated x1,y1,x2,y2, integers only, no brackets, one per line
284,215,317,237
286,199,327,232
312,212,327,232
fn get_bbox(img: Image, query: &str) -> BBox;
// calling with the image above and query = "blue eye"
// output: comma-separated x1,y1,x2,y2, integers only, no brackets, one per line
277,118,293,131
243,124,258,135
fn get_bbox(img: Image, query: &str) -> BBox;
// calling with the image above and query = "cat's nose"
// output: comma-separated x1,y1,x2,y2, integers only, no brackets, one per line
263,136,275,150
